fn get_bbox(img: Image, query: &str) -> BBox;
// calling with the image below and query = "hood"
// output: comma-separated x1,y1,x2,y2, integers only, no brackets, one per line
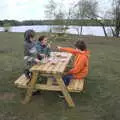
81,50,90,57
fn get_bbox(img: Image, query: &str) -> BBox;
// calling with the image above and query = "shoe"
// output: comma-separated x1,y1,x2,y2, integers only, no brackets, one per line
32,90,41,96
24,69,32,80
58,92,64,98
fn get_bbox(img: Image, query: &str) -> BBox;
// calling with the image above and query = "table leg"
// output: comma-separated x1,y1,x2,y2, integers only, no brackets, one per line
55,75,75,107
22,72,38,104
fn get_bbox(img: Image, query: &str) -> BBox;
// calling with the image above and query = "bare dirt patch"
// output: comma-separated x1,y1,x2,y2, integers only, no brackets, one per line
0,92,16,100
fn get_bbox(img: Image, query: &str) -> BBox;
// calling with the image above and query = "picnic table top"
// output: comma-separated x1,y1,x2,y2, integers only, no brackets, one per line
30,52,72,74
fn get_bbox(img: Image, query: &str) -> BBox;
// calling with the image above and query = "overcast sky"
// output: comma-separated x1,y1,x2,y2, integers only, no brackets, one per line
0,0,112,21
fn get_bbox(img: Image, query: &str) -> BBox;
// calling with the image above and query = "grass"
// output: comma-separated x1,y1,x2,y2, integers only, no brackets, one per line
0,32,120,120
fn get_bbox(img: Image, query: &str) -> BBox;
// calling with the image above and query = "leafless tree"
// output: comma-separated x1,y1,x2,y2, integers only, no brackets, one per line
74,0,108,37
44,0,57,20
44,0,57,32
113,0,120,37
105,0,120,37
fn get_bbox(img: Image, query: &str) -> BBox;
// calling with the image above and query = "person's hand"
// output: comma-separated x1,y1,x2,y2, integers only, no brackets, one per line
35,58,40,63
39,54,46,57
47,43,51,48
57,46,61,50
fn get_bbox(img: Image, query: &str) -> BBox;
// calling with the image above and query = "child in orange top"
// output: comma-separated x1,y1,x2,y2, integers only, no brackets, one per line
57,40,90,86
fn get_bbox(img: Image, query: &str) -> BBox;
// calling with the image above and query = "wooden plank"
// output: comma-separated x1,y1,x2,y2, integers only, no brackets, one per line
16,84,27,88
59,61,68,73
35,63,45,70
30,63,45,71
59,54,72,73
14,74,29,86
45,63,56,73
51,61,63,74
30,52,72,74
47,77,53,86
22,72,38,104
30,65,39,71
42,62,52,72
45,64,55,73
67,79,84,92
14,74,24,84
53,52,72,74
35,84,61,91
16,83,61,91
55,75,75,107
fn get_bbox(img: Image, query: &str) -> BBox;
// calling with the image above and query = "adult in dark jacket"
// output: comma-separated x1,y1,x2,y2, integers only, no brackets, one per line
24,29,40,79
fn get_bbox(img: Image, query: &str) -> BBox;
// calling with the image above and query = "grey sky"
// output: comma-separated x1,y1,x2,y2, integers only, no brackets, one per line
0,0,112,20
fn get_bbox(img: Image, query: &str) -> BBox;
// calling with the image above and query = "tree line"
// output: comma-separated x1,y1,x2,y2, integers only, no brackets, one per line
0,19,114,27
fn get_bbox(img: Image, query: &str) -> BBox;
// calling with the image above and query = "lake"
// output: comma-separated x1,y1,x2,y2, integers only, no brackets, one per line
0,25,114,37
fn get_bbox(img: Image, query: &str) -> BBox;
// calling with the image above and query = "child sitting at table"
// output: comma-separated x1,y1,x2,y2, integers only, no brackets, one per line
57,40,90,86
35,36,51,60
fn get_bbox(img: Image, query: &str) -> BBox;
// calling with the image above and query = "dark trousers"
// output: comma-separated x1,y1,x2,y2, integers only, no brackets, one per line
62,74,73,86
24,69,32,79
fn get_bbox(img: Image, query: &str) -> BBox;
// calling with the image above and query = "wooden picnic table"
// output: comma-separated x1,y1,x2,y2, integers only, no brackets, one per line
23,52,75,107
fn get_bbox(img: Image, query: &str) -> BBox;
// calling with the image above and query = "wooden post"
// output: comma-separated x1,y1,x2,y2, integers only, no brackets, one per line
22,71,38,104
47,77,53,86
55,75,75,107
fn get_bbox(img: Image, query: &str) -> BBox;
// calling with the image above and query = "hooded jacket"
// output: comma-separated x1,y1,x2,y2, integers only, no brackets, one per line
60,47,90,80
35,41,51,57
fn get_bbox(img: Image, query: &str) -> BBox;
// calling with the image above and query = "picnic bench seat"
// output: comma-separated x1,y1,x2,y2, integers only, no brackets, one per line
14,74,29,88
67,79,84,92
14,74,84,92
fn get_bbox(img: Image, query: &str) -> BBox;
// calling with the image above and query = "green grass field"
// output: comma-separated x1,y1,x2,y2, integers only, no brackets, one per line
0,32,120,120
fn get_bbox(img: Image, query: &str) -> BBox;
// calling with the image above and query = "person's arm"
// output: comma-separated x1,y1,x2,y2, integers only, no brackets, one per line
24,45,38,63
68,56,86,74
35,43,46,59
35,43,42,53
58,46,80,55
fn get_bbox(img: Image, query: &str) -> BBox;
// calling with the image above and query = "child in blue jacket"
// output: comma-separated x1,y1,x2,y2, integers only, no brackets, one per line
35,36,51,60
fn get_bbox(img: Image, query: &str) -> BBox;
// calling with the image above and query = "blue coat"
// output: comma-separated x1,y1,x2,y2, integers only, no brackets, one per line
35,41,51,57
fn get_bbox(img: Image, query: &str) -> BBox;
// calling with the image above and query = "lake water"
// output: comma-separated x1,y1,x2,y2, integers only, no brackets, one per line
0,25,114,37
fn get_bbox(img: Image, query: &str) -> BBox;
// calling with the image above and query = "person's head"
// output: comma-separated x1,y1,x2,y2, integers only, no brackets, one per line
75,40,87,51
24,29,35,43
38,36,48,45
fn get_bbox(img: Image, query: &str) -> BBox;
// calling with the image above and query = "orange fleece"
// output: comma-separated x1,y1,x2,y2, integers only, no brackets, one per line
60,47,90,80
